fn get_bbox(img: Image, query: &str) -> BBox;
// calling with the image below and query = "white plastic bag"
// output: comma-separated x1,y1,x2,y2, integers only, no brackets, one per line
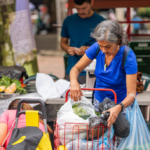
36,73,70,99
56,96,96,145
117,100,150,150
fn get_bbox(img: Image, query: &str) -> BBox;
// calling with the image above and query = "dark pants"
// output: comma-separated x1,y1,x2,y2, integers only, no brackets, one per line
65,73,86,84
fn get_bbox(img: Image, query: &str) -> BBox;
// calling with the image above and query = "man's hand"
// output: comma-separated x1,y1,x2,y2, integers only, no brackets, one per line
67,47,75,56
75,46,89,56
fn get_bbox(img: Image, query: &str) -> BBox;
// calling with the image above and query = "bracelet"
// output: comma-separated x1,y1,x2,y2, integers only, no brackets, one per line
129,94,136,98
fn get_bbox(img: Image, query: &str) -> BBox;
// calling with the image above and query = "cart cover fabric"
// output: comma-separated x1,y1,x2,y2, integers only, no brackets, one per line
7,127,52,150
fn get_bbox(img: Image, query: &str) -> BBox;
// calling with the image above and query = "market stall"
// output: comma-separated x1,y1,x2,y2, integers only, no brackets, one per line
1,0,150,149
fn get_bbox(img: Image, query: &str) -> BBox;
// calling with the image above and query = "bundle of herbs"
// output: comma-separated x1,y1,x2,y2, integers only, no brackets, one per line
72,103,91,120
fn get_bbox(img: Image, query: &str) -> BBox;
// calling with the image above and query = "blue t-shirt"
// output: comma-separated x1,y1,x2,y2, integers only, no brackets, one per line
85,42,138,104
61,13,105,76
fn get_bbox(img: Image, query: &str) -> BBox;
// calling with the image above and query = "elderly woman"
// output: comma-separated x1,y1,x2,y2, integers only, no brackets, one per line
70,20,137,127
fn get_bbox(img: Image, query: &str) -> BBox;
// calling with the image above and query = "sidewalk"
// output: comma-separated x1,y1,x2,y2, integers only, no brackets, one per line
37,55,65,79
35,33,66,79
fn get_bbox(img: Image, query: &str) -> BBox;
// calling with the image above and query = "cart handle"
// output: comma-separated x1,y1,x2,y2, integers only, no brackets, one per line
15,98,48,133
16,99,46,118
65,88,117,104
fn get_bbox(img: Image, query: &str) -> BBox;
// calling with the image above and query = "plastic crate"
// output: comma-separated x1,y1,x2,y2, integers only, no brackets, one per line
129,41,150,74
63,53,69,72
142,73,150,90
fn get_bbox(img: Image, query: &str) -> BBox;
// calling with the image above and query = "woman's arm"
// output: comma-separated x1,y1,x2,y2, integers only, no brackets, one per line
106,73,137,126
70,54,93,101
0,123,7,145
121,73,137,107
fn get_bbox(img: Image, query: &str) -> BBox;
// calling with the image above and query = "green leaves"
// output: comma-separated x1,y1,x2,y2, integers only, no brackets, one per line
0,75,27,94
72,103,80,108
0,75,11,87
95,111,101,116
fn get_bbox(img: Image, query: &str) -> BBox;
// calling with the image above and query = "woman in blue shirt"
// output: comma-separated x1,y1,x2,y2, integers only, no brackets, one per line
70,20,137,127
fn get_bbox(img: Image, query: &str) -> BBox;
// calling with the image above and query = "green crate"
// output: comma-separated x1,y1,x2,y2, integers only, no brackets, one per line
63,53,69,72
137,60,149,74
142,73,150,90
129,41,150,75
129,41,150,55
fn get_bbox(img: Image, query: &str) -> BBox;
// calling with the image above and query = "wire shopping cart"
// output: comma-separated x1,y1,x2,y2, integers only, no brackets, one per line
54,88,117,150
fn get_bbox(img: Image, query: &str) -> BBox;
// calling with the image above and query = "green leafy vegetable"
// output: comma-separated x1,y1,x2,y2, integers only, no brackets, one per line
0,76,11,87
73,106,87,116
95,111,101,116
72,103,80,108
0,75,26,94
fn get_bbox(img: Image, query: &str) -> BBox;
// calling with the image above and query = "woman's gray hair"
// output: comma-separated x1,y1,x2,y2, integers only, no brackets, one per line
91,20,129,46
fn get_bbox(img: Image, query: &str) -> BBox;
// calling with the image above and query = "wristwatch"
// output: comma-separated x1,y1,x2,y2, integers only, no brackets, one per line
119,103,124,112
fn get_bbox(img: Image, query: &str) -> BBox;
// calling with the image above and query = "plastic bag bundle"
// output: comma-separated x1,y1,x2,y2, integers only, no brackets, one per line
88,112,109,140
99,97,130,138
117,100,150,150
0,66,28,80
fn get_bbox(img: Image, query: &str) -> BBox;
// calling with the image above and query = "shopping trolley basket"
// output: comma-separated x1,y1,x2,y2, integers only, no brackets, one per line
54,88,117,150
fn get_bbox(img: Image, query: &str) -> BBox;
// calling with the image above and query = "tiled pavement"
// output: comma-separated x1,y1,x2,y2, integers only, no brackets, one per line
37,54,65,79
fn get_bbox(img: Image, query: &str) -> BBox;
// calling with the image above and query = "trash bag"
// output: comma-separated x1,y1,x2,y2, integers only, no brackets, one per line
117,100,150,150
0,66,28,80
88,112,109,140
56,96,96,145
99,97,130,138
66,126,114,150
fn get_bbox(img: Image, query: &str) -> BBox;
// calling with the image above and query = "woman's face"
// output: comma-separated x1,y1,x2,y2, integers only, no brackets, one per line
97,40,119,56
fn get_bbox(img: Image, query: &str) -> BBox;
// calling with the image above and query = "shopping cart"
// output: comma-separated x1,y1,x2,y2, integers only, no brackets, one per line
54,88,117,150
7,98,52,150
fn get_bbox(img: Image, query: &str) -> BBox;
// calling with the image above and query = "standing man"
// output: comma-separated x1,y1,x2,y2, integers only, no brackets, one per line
60,0,105,84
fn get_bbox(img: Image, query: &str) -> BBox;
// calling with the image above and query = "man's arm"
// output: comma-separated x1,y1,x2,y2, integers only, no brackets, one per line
60,37,69,53
60,37,75,56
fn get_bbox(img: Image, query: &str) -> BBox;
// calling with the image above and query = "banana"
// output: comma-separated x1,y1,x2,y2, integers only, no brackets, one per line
0,86,5,92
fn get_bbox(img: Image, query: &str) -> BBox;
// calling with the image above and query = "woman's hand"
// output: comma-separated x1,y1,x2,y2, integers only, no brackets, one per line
70,80,83,101
103,105,121,127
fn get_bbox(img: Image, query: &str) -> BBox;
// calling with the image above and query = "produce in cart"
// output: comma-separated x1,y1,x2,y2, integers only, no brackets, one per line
72,103,91,120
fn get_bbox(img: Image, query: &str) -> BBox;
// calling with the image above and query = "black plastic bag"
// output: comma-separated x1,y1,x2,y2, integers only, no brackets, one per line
99,97,130,138
88,112,109,140
0,66,28,80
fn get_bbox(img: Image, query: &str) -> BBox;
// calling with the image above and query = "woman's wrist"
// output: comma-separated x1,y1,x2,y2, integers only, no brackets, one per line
116,104,122,113
70,79,78,85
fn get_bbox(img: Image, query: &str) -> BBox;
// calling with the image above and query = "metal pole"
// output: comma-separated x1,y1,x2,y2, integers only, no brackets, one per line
126,8,131,41
55,0,62,50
